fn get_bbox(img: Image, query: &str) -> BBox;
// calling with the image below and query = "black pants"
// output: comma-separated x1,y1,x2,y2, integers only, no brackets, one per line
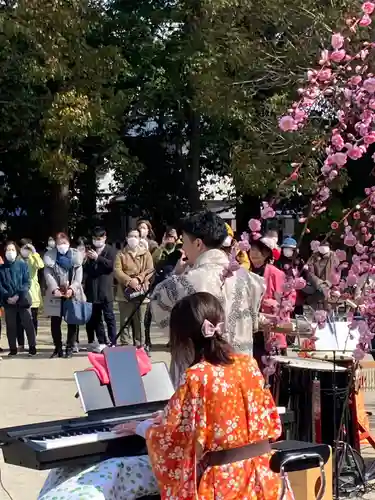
86,301,117,345
51,316,77,350
17,307,38,347
5,306,36,352
144,303,152,345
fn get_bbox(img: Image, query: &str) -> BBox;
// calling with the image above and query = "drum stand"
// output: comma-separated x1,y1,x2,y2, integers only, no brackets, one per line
329,351,366,498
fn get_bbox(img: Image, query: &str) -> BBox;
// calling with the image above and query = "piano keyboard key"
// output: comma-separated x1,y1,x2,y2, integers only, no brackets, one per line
30,407,287,450
31,431,120,450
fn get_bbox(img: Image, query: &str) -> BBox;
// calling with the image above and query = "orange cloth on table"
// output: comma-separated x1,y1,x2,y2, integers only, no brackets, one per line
356,388,370,445
146,354,287,500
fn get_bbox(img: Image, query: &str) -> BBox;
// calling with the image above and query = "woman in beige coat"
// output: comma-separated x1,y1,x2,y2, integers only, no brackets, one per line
114,229,154,346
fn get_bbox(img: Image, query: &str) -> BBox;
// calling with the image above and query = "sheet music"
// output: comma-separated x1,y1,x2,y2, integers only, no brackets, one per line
314,321,359,354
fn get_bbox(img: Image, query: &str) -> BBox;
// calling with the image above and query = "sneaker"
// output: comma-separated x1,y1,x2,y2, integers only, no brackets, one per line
88,342,106,353
7,351,17,357
72,344,80,353
28,347,37,357
0,347,3,353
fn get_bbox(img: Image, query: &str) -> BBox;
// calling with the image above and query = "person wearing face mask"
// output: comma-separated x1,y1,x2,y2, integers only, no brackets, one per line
278,237,297,274
305,238,337,310
46,237,56,251
114,229,154,347
249,236,296,368
221,223,250,270
83,227,117,352
44,232,86,358
136,219,158,255
0,241,37,356
16,238,44,347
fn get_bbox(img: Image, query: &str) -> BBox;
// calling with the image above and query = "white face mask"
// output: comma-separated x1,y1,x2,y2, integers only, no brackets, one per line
139,227,148,238
6,250,17,262
222,236,232,248
319,245,330,256
48,240,56,249
127,237,139,250
92,239,105,249
57,243,70,255
282,248,294,258
21,248,31,259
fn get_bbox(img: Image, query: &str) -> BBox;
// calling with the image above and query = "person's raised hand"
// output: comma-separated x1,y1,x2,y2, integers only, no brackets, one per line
65,288,73,299
87,249,98,260
53,289,62,298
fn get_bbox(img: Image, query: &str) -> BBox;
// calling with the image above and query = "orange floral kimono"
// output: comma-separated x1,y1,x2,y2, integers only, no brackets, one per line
146,354,283,499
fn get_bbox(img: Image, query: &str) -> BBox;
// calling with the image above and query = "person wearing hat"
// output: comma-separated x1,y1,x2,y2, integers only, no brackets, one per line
278,236,298,274
222,223,250,270
249,235,295,368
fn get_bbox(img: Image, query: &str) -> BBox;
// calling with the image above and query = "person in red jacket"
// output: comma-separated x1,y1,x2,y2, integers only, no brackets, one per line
249,236,296,368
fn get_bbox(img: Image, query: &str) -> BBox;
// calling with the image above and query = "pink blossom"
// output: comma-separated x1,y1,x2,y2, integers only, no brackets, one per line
294,277,307,290
331,50,346,62
365,132,375,145
330,272,341,286
344,232,357,246
238,240,250,252
353,211,361,220
356,243,365,254
353,347,366,361
346,273,358,287
310,240,320,252
332,152,347,166
364,78,375,93
331,221,339,230
349,75,362,86
248,219,261,232
335,250,347,261
359,14,372,26
331,133,345,150
260,203,276,220
318,68,332,81
314,310,327,324
294,109,306,122
347,145,364,160
362,2,375,15
279,116,297,132
369,99,375,110
331,33,345,49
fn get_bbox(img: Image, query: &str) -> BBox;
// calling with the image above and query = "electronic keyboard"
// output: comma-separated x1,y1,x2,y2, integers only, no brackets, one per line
0,404,294,471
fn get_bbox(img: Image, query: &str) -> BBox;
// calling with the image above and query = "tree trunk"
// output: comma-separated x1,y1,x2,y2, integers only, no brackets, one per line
50,181,70,235
187,109,202,212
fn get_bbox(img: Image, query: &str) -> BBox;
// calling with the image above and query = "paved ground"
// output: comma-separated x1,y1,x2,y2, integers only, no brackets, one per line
1,318,375,499
0,317,170,500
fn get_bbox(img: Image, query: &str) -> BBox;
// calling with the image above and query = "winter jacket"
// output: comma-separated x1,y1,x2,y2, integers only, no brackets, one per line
114,246,154,301
43,248,85,317
0,260,31,306
83,244,116,304
20,253,44,308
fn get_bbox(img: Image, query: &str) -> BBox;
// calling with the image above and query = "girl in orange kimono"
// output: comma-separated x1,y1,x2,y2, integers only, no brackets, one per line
39,292,284,500
119,292,283,499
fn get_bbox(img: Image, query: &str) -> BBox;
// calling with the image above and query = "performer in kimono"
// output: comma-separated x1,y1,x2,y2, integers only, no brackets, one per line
38,292,285,500
151,211,265,386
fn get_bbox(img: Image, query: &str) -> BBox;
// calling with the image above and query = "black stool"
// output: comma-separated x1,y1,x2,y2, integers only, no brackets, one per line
271,440,330,500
